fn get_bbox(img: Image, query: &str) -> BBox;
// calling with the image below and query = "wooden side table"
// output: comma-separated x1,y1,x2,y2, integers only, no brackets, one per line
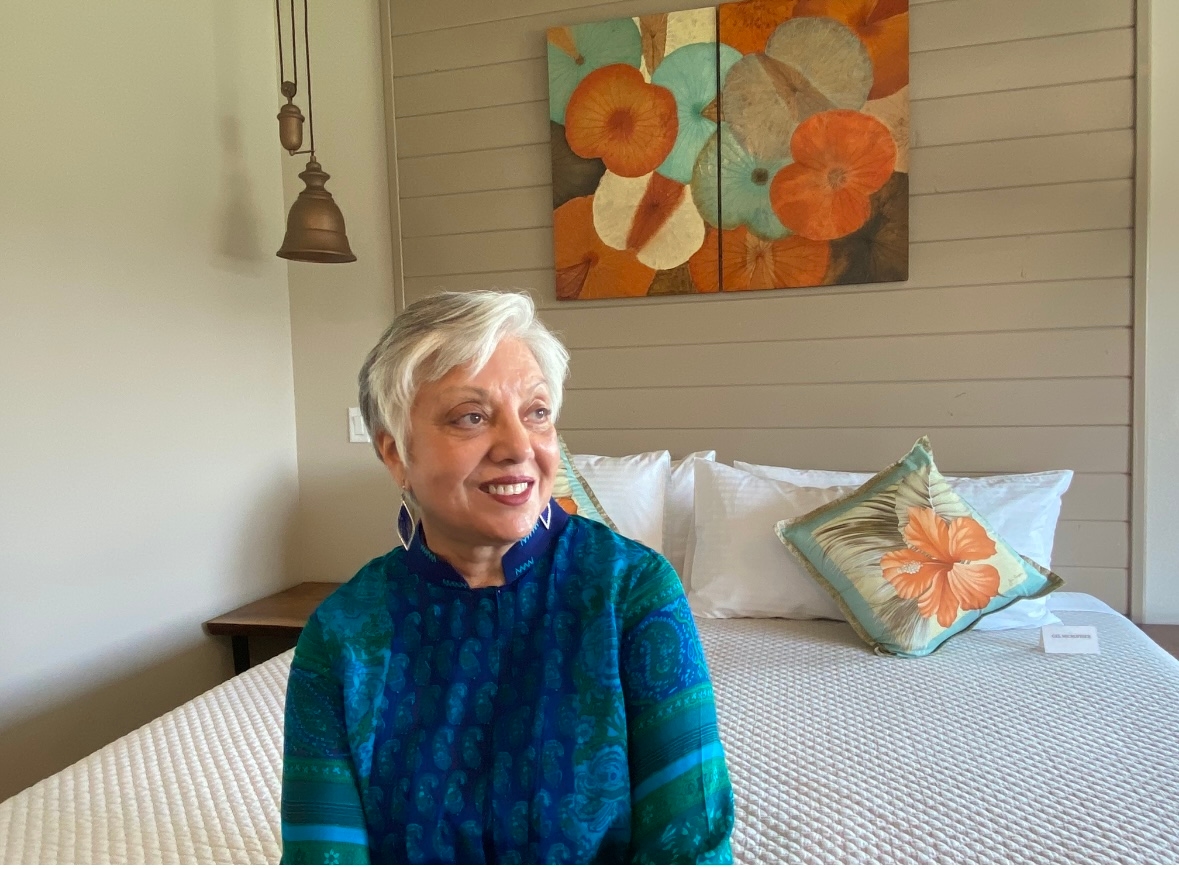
205,582,340,674
1140,624,1179,660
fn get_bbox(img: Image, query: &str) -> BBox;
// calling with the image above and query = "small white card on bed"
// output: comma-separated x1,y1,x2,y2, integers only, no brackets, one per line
1042,625,1100,654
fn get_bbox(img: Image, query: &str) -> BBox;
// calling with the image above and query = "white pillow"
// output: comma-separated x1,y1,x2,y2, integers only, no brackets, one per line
663,451,717,584
734,460,1073,630
572,450,671,552
688,460,846,620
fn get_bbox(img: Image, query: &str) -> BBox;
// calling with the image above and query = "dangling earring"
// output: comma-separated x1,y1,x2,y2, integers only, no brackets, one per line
397,496,417,549
539,501,552,530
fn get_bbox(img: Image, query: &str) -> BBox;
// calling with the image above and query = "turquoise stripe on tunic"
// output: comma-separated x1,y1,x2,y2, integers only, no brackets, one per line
633,741,727,802
631,703,720,783
282,824,370,845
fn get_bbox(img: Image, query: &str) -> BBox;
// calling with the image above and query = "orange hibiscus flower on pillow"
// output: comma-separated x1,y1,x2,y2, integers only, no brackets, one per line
880,507,1001,628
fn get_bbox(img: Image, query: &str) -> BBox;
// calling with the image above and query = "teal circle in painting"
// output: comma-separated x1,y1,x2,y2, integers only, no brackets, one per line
547,19,642,125
691,123,791,240
650,42,741,184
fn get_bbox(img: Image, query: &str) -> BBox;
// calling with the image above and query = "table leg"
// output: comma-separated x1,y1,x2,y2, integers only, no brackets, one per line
232,636,251,674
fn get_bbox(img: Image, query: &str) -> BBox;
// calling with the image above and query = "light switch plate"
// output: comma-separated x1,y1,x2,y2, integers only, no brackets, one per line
348,407,371,443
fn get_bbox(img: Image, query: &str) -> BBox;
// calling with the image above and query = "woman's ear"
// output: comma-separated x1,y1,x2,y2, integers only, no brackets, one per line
375,431,408,489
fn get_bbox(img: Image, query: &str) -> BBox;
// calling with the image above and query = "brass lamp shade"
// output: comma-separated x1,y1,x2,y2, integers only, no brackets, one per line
277,159,356,263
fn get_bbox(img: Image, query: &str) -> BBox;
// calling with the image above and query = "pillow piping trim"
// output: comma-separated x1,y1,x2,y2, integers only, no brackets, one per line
557,434,621,534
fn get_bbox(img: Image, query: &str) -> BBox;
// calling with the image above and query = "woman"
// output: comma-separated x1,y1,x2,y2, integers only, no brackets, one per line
280,291,734,864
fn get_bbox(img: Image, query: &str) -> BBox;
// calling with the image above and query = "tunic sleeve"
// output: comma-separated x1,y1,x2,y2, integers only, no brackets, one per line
280,613,371,865
620,555,735,864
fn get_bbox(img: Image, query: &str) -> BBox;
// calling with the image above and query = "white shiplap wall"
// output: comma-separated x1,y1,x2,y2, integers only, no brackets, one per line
385,0,1135,610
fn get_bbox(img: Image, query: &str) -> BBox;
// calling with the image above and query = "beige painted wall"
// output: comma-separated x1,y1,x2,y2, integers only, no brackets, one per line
282,0,402,586
1136,0,1179,623
379,0,1135,610
0,1,299,800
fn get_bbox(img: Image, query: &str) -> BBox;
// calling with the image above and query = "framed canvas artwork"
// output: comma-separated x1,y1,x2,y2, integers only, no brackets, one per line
547,0,909,300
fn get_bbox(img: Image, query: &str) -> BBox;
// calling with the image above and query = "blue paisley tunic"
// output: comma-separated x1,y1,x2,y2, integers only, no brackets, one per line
280,501,734,864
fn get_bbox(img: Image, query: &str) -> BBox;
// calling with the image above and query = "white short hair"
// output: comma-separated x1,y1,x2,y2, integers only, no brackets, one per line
358,290,570,460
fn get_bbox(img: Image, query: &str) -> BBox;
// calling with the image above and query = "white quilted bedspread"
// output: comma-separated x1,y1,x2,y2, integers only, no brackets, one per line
706,606,1179,864
0,651,291,864
3,597,1178,864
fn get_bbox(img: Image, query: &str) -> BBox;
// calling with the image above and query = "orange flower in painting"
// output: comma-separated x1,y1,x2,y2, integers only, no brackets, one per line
719,0,799,55
794,0,909,99
565,64,679,178
881,507,1001,629
554,196,655,300
690,226,829,291
686,230,721,292
769,109,896,241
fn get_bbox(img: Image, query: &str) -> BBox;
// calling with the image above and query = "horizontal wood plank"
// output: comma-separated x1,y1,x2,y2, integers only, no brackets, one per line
402,277,1131,333
560,378,1129,430
398,142,549,199
903,230,1132,288
911,179,1132,242
402,227,550,276
910,28,1133,100
912,79,1133,147
566,328,1130,389
1051,567,1127,611
1053,521,1129,569
911,0,1133,54
392,1,672,76
400,185,551,239
396,60,547,118
397,101,549,159
910,129,1134,194
1060,474,1128,523
556,426,1130,474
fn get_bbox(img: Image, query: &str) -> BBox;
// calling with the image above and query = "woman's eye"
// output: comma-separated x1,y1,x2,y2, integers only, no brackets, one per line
530,407,551,422
455,412,483,427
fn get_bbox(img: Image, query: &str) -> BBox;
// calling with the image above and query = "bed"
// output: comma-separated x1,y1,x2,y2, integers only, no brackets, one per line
2,592,1177,864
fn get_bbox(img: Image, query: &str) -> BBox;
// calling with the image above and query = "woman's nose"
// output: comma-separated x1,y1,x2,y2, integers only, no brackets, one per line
489,413,533,464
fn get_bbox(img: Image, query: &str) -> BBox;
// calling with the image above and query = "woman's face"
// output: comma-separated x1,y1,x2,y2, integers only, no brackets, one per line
382,338,560,552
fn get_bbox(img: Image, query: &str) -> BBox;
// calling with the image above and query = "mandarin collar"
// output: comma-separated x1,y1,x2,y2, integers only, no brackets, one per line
404,499,569,589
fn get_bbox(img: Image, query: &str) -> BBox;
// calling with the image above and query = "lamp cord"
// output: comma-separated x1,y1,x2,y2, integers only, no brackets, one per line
290,0,298,91
275,0,298,94
275,0,283,82
304,0,315,157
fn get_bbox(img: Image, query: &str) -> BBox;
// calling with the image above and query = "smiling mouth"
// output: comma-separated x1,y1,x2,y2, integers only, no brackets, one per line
481,481,532,496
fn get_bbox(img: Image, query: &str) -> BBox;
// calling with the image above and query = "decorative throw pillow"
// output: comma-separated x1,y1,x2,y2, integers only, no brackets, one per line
735,461,1073,567
775,437,1065,657
737,460,1073,631
554,436,617,532
663,451,717,584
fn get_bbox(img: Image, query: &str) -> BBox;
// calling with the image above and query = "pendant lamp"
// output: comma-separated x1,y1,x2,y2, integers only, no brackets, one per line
274,0,356,263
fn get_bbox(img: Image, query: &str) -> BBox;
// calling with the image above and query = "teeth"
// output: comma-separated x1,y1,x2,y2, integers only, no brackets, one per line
486,482,529,496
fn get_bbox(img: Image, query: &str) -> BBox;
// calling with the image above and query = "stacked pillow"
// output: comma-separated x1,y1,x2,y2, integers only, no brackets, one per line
723,459,1072,631
557,435,1072,655
556,437,708,574
773,438,1066,656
